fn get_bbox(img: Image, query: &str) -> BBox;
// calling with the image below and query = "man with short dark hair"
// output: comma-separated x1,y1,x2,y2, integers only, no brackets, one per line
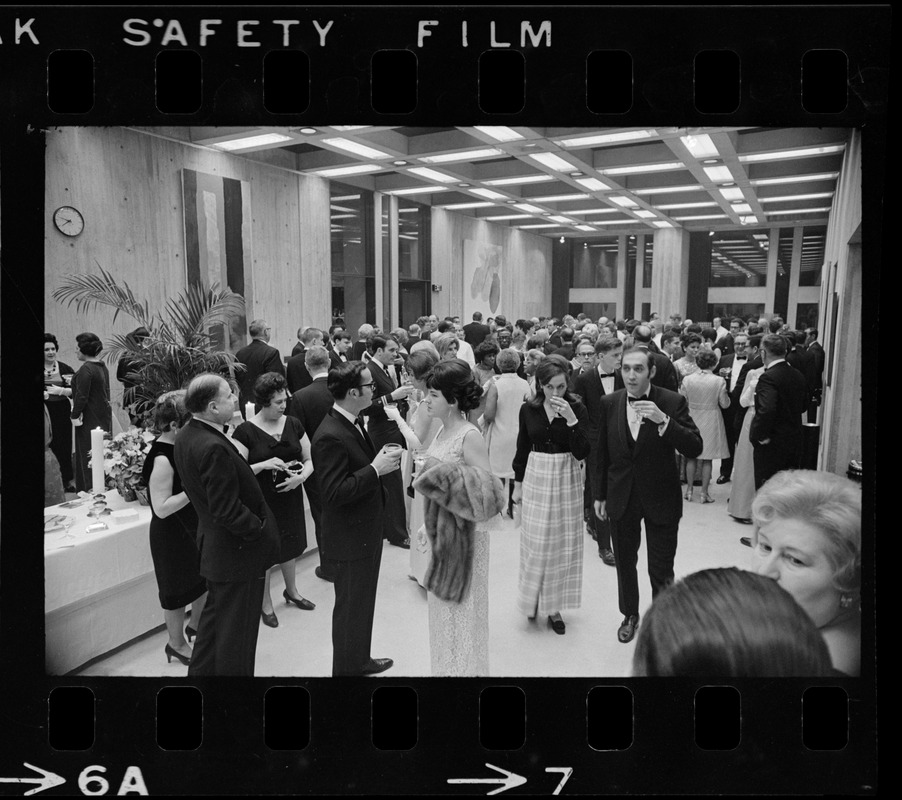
631,325,678,391
714,332,751,484
328,330,353,369
463,312,491,348
235,320,284,415
594,347,702,643
749,334,808,489
175,374,280,675
286,327,325,394
714,318,744,357
804,328,825,422
311,361,401,676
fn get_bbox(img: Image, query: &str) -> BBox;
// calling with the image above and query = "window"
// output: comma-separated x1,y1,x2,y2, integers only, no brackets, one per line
571,237,619,288
397,198,431,325
708,230,768,287
330,183,375,334
799,225,826,287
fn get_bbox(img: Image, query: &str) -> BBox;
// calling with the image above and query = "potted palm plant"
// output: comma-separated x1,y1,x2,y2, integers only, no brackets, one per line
52,264,246,429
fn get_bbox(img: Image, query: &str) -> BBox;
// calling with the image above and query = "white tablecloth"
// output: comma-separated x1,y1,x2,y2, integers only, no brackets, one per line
45,491,158,674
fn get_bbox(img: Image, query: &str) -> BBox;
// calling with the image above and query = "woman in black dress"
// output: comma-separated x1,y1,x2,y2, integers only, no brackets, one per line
43,333,76,489
141,390,207,667
233,372,316,628
70,332,112,492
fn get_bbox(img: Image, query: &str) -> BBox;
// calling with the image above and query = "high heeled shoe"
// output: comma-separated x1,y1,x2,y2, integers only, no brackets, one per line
684,488,694,502
261,610,279,628
699,493,715,504
165,644,191,666
185,626,197,642
283,590,315,611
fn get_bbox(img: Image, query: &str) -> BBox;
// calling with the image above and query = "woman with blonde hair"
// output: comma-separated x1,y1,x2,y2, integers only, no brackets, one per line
434,332,460,361
751,469,862,676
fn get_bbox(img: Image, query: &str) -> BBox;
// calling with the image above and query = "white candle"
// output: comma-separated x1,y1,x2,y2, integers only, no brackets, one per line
245,402,255,421
90,427,106,493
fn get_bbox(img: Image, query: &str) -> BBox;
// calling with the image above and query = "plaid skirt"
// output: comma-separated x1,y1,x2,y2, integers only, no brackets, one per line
517,451,584,617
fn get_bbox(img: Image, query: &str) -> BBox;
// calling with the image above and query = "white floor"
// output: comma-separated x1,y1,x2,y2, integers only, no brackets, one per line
74,473,759,678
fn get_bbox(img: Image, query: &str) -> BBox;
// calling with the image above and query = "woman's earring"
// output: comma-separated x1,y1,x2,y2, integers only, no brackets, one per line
839,593,855,609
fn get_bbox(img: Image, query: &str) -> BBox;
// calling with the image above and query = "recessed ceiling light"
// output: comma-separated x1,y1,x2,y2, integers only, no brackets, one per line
387,186,451,195
457,182,471,188
739,145,845,163
703,165,734,182
534,193,586,202
300,128,317,135
633,210,656,218
609,196,639,209
213,133,294,151
653,221,674,228
514,203,543,214
408,167,456,183
473,126,524,142
557,130,655,148
719,187,745,201
549,215,573,223
739,215,759,225
471,188,507,200
420,148,504,164
565,208,619,215
672,213,728,221
681,134,720,159
751,172,839,186
575,178,611,192
439,201,494,210
602,162,683,176
483,214,534,221
393,160,408,166
528,152,575,172
764,207,832,216
484,175,555,186
313,164,384,177
593,219,643,225
518,223,561,229
574,225,596,232
654,201,718,210
569,171,584,178
321,137,393,159
732,203,753,214
506,199,518,204
702,158,719,165
634,184,704,195
331,194,361,201
758,192,835,203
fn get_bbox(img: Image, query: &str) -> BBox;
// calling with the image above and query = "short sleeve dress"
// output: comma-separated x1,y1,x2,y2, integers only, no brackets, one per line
141,440,206,610
233,416,308,564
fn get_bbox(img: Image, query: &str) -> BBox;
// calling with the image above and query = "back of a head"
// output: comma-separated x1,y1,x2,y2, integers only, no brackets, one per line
304,345,331,372
632,568,833,677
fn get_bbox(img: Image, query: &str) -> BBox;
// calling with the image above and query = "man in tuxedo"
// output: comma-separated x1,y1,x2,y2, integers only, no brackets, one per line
631,325,678,391
235,320,284,415
804,328,826,422
286,327,325,394
575,337,624,566
660,330,682,362
286,345,336,583
174,374,280,676
362,334,416,548
328,330,353,369
551,327,576,361
311,361,401,677
290,326,306,357
714,331,751,484
463,312,491,348
594,348,703,643
568,338,596,391
750,334,809,490
714,318,744,358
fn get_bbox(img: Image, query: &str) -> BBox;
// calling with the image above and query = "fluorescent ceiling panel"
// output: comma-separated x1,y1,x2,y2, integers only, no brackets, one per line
751,172,839,186
566,207,619,215
549,215,573,223
739,145,844,163
576,178,611,191
407,167,456,183
387,186,451,195
574,225,597,231
633,210,656,218
634,184,704,195
653,221,674,228
329,125,371,131
765,207,831,215
680,134,719,158
321,137,392,159
314,164,384,177
732,203,753,214
557,129,655,148
534,193,588,202
528,152,575,171
484,175,555,186
518,223,560,229
673,213,727,221
474,126,524,142
609,196,639,208
513,203,544,213
758,192,835,203
420,148,504,163
703,165,734,182
483,214,533,221
719,187,746,201
602,162,683,176
654,201,718,210
440,201,494,210
213,133,294,151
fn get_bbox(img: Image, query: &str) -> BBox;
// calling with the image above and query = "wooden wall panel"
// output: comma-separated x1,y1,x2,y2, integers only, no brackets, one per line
44,127,331,412
430,209,552,324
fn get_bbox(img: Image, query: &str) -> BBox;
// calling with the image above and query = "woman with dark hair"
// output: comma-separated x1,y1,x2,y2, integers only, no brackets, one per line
141,390,207,666
70,332,112,492
415,359,505,675
699,326,721,363
472,340,500,387
43,333,76,490
751,470,861,676
632,568,833,677
674,332,703,386
511,354,591,635
678,349,730,503
117,326,151,424
233,371,315,628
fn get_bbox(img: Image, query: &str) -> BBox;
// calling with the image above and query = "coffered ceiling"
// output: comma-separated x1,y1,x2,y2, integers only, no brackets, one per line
137,125,847,240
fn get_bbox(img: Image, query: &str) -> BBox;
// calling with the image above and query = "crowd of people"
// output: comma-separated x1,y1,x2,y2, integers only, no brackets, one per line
43,307,859,677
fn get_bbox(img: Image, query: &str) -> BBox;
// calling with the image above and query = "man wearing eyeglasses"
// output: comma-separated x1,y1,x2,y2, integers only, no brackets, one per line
311,361,402,677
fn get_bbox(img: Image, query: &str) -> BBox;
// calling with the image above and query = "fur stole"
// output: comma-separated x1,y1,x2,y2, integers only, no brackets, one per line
413,460,506,604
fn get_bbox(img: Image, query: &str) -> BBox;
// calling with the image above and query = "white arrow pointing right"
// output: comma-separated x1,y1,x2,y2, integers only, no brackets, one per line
0,763,66,796
448,763,528,796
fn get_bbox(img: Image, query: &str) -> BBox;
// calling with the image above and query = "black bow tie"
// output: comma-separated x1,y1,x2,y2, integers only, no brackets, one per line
735,356,747,361
627,395,647,403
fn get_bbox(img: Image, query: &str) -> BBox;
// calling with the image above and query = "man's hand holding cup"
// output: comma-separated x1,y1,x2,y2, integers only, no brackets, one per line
373,443,403,475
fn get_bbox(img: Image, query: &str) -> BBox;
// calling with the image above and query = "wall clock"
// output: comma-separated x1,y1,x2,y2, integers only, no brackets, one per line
53,205,85,237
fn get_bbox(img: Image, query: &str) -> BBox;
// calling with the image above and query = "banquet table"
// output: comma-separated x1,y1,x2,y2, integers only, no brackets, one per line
44,490,158,674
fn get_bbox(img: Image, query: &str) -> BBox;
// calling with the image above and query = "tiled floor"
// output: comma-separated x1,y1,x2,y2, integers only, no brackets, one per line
74,472,758,678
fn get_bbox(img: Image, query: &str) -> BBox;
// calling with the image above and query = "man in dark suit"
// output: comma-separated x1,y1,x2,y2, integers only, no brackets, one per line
285,327,324,394
714,317,744,358
594,348,703,644
714,331,751,484
311,361,401,677
804,328,826,422
785,330,809,375
631,325,678,392
575,337,624,566
462,312,491,348
361,334,416,548
174,374,280,676
235,319,284,415
328,330,353,370
286,345,336,583
551,326,576,361
750,334,809,490
290,326,305,357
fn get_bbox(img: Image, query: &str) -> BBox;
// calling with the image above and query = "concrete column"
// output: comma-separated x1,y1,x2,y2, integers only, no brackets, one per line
650,227,690,320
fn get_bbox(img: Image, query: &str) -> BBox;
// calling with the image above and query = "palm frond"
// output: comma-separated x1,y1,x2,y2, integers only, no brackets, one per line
164,282,245,343
51,263,152,327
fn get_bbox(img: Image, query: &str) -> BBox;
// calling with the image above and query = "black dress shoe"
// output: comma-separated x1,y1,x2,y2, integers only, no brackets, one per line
731,516,753,525
739,536,752,548
283,590,315,610
185,625,197,642
361,657,394,675
617,614,639,643
261,610,279,628
599,548,616,567
548,615,566,635
390,537,411,549
315,566,335,582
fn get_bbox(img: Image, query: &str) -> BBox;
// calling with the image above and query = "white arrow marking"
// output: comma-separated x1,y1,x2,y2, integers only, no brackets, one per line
546,767,573,795
448,762,528,795
0,763,66,796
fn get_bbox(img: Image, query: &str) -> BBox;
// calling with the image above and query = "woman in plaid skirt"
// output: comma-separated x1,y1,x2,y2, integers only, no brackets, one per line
512,355,591,635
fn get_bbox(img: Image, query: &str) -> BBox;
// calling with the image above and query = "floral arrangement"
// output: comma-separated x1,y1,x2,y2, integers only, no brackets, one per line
89,427,156,502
